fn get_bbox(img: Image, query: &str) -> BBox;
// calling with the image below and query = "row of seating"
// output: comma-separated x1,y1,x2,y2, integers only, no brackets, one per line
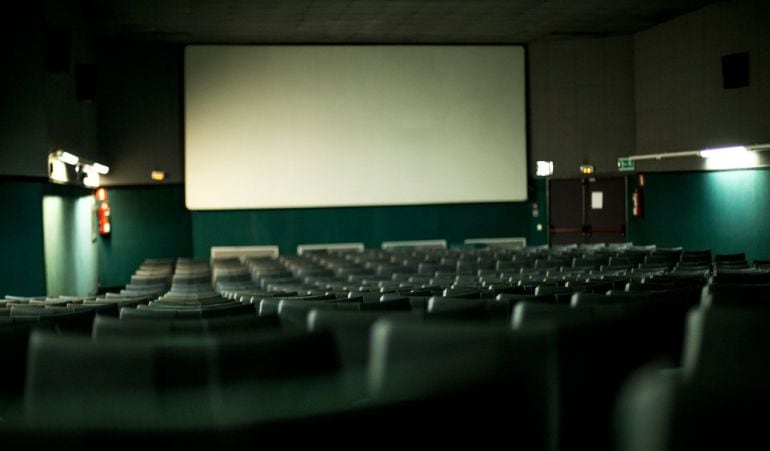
1,244,768,450
208,245,769,451
0,259,173,426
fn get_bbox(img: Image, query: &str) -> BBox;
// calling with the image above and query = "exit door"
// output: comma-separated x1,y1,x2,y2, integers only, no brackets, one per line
548,177,627,245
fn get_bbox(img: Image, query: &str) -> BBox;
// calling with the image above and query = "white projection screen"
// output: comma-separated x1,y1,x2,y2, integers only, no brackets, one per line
184,45,527,210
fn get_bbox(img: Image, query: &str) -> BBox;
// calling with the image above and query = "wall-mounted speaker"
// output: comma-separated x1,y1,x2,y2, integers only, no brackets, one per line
721,52,750,89
46,26,71,73
76,63,97,102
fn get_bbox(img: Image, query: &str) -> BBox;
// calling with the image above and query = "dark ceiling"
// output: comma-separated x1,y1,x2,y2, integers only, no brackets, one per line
81,0,719,44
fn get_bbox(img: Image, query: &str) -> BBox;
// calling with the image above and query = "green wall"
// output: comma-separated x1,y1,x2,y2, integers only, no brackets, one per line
0,180,544,295
191,179,547,257
7,168,768,298
0,180,46,296
98,184,192,288
628,168,770,261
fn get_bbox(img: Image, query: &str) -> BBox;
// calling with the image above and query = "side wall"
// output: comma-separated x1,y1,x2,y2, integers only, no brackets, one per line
635,0,770,153
628,168,770,261
0,4,48,177
98,185,192,288
531,1,770,252
529,36,636,177
96,40,185,185
0,180,47,296
625,0,770,259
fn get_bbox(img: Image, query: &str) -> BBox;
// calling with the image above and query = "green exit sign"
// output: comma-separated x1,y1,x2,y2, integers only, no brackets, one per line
617,158,636,171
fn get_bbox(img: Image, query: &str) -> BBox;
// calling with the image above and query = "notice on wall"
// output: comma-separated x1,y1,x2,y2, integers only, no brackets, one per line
591,191,604,210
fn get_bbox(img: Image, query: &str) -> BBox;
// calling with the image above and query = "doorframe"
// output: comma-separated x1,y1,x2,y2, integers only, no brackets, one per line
547,175,629,245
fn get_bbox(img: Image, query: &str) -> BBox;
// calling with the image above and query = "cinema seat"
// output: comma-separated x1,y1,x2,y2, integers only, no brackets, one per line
25,328,341,426
367,318,554,450
426,296,487,319
617,306,770,451
700,283,770,308
92,313,281,340
511,301,595,328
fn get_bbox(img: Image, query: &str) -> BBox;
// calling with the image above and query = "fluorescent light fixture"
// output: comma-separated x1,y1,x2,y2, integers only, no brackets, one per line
699,146,748,159
699,145,757,170
535,161,554,177
704,148,759,171
618,143,768,172
58,151,79,165
92,162,110,175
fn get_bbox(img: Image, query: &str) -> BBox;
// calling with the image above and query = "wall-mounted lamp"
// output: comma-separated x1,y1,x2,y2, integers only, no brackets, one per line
92,162,110,175
50,159,69,183
535,161,554,177
579,164,595,175
48,150,110,187
81,165,100,188
58,151,79,165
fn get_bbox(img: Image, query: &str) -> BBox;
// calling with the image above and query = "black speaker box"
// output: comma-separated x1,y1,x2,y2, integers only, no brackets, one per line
721,52,750,89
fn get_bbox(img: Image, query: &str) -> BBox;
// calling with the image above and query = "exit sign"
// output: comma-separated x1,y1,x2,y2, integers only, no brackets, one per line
617,158,636,171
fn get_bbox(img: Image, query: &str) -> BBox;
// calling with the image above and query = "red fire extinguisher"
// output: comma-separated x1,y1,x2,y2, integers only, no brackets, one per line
632,188,643,218
632,174,644,218
95,188,111,235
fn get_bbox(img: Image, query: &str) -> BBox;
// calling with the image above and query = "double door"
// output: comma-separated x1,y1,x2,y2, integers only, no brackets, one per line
548,177,627,245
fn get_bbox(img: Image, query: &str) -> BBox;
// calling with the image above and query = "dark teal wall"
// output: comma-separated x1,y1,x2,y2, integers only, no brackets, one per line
98,185,192,288
628,169,770,261
98,183,544,286
0,180,46,296
192,182,545,257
